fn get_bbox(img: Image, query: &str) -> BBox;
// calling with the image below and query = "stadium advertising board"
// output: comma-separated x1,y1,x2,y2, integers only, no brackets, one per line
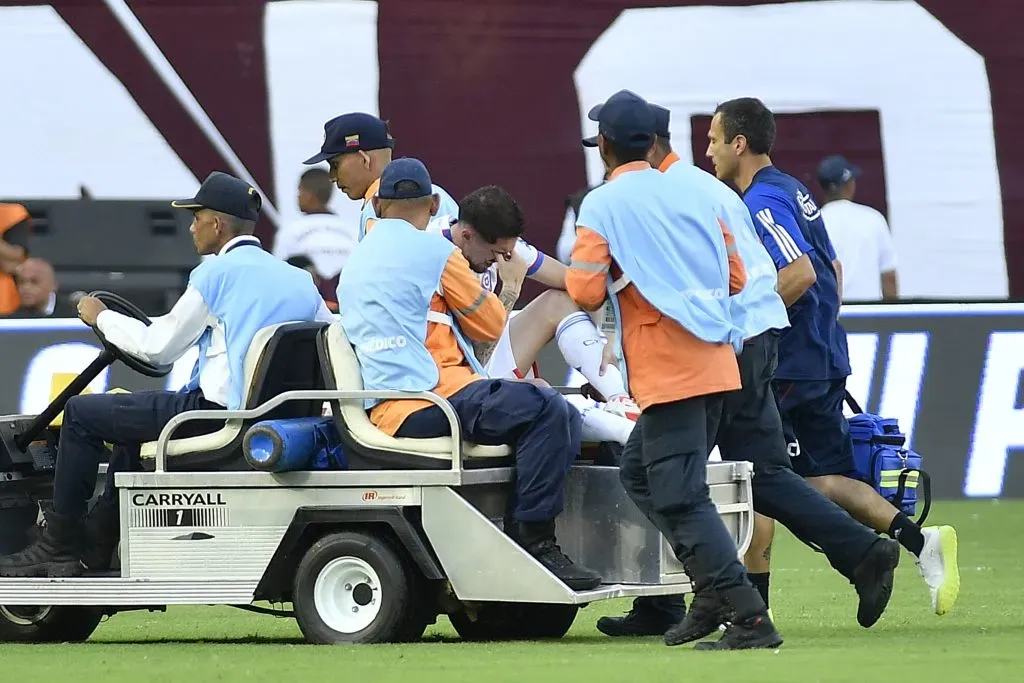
1,304,1022,499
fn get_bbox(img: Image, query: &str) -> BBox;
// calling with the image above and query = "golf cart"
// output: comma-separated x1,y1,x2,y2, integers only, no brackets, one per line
0,292,755,644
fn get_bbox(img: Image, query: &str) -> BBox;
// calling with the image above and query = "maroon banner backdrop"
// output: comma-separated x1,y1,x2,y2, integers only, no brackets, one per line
3,0,1022,300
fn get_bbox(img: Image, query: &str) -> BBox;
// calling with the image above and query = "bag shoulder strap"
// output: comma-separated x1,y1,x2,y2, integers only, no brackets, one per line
844,389,864,414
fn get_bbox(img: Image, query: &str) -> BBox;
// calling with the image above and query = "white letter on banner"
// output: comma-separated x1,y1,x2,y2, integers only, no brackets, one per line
20,342,110,415
964,332,1024,497
878,332,929,449
574,1,1005,299
844,333,879,415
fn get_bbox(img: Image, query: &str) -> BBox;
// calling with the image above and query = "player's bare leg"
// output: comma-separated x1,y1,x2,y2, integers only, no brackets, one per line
808,474,959,615
506,290,637,444
744,513,775,620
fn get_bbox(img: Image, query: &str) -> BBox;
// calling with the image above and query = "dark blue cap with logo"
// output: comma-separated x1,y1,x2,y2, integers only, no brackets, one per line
378,158,433,200
817,154,861,189
171,171,262,221
303,112,395,165
582,90,657,149
650,104,671,139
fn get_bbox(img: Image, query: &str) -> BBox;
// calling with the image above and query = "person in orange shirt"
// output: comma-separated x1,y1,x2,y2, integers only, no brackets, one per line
302,113,460,241
0,203,31,315
336,158,601,591
566,89,781,651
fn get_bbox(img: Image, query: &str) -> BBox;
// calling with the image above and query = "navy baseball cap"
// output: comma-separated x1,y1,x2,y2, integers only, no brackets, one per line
650,104,671,139
303,112,395,165
582,90,657,149
171,171,262,221
378,158,433,200
817,154,861,189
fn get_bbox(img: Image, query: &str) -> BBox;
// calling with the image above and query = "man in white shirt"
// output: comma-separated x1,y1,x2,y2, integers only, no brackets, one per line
817,155,899,302
0,172,333,578
273,167,358,302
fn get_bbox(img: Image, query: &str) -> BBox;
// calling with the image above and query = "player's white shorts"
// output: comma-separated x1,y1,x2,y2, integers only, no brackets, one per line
483,310,538,380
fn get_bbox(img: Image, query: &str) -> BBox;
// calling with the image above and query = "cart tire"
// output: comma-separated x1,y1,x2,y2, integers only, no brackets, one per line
450,602,578,641
293,531,423,644
0,605,104,643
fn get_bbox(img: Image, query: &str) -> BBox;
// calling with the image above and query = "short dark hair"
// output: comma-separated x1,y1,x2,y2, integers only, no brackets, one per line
458,186,525,242
714,97,776,155
605,137,652,165
299,167,334,204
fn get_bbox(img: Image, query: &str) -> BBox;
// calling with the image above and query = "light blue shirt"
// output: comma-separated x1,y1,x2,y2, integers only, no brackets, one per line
662,160,789,340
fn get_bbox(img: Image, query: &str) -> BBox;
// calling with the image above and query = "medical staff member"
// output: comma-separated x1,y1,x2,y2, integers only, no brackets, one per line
567,90,781,651
337,157,602,591
707,96,959,617
599,104,901,641
302,113,460,240
0,172,333,578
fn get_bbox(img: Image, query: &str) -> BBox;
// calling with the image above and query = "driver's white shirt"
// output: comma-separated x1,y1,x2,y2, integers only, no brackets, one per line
95,235,335,406
427,215,543,292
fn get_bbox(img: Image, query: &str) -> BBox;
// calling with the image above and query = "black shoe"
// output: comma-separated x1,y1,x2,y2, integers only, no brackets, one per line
0,510,84,577
597,597,685,637
853,538,900,628
664,592,731,646
692,613,783,651
80,498,120,570
519,521,602,591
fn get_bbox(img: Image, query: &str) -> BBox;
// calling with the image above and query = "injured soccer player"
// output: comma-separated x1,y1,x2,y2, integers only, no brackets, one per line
424,185,638,447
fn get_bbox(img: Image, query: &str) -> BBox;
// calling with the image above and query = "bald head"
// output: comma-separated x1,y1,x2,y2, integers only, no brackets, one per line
15,258,56,310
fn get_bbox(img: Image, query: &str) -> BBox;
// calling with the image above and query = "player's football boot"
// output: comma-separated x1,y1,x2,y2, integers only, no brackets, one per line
916,525,960,615
853,538,900,627
603,395,640,421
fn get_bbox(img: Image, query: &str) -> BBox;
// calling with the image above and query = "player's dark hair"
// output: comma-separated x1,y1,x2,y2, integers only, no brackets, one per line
458,185,525,243
714,97,776,155
300,167,334,204
653,136,672,156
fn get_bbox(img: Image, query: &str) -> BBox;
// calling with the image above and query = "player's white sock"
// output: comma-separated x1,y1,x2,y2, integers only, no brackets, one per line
568,395,635,445
556,312,627,402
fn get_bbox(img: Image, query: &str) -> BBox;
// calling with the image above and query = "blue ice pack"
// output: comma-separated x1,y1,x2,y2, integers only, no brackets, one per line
846,392,931,525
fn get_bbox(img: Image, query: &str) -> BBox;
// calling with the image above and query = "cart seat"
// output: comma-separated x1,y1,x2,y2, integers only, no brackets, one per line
138,321,329,470
318,323,513,470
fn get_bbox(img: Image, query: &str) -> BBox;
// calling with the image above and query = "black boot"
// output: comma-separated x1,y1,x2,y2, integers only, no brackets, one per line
518,520,603,591
598,595,686,637
691,585,782,651
664,591,730,645
0,510,84,578
853,538,900,628
80,497,120,571
693,613,783,651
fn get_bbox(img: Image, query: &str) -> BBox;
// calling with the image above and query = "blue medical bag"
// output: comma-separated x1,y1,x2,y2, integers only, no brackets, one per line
845,392,931,525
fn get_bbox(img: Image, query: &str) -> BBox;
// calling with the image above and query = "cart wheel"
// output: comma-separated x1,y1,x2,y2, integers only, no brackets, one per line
292,531,424,644
0,605,104,643
449,602,578,641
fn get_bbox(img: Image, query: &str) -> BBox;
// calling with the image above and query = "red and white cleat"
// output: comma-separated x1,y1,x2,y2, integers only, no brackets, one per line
603,395,640,422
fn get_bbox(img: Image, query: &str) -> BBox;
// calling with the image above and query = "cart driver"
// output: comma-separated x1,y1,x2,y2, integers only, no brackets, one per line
336,157,602,591
0,172,334,578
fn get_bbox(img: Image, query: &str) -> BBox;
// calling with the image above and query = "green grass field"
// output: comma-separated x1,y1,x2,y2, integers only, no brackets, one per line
2,500,1021,682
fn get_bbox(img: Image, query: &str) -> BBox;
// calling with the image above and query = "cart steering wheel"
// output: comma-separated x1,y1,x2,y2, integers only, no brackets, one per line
85,290,174,378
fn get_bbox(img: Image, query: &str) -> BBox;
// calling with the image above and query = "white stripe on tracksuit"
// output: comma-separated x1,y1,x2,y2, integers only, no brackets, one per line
756,208,802,263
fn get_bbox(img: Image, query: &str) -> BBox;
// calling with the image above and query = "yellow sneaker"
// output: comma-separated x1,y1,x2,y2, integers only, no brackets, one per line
915,525,960,615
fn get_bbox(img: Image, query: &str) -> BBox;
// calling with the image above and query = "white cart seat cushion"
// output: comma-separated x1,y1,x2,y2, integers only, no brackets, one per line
140,323,292,460
324,323,511,460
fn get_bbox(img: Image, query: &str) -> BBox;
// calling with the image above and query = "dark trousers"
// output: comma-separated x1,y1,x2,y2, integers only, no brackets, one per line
395,379,581,522
629,332,879,621
717,331,878,580
53,389,221,519
619,393,762,616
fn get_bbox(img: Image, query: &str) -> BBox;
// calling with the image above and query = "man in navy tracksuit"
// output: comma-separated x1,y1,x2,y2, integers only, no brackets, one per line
706,97,959,617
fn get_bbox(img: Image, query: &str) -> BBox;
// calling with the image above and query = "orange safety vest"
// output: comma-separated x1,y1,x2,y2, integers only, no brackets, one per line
0,204,30,315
